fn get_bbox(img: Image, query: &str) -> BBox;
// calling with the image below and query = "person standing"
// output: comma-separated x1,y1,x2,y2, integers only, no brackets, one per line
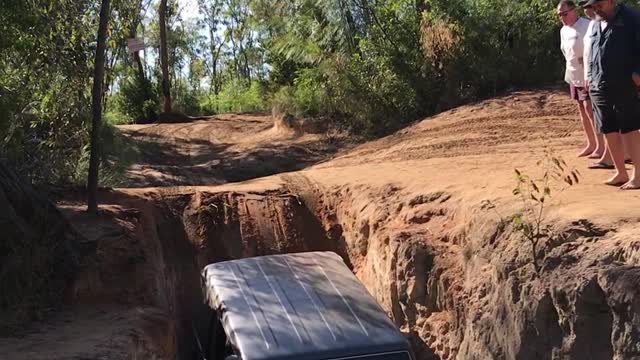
584,0,640,189
583,1,632,169
583,3,616,169
559,1,602,159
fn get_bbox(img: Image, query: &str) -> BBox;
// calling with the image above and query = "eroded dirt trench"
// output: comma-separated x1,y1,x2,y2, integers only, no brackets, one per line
39,173,452,359
9,173,638,360
69,183,366,359
142,186,353,359
63,171,640,360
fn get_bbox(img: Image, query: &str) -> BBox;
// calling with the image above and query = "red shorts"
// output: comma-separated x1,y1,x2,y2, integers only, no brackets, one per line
570,85,590,102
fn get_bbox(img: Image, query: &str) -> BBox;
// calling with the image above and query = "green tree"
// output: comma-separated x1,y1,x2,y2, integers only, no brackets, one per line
88,0,112,213
0,0,94,182
198,0,225,93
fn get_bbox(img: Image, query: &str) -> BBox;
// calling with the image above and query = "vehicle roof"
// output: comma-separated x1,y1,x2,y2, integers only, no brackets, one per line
201,252,412,360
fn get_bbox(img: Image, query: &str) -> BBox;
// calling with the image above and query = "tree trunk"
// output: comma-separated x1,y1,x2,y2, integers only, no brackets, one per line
240,43,250,79
212,42,225,93
159,0,172,113
87,0,111,213
229,24,239,79
339,0,357,53
130,3,151,103
134,52,150,99
208,26,218,93
355,0,372,36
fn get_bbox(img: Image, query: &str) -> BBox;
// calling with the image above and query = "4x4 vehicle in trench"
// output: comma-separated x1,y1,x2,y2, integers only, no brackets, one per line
200,251,416,360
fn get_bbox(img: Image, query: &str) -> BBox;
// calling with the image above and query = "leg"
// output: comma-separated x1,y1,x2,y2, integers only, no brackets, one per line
582,100,605,158
596,146,613,165
613,86,640,189
591,118,616,167
603,132,629,185
621,131,640,189
591,133,608,159
590,88,629,184
577,101,598,157
594,124,614,167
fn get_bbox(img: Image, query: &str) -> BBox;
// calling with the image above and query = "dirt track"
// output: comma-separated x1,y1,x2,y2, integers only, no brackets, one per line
118,113,346,187
3,89,640,359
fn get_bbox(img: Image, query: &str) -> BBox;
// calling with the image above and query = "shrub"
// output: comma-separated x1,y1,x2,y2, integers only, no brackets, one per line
511,150,581,274
201,80,267,114
113,75,159,124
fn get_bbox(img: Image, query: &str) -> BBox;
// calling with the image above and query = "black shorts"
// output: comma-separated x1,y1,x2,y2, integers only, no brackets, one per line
590,84,640,134
570,85,589,101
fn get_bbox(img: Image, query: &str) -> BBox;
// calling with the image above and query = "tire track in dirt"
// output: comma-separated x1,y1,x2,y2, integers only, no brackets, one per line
118,114,348,188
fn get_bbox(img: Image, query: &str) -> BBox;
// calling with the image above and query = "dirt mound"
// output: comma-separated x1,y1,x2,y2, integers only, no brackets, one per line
330,89,577,166
118,112,348,187
299,90,640,359
272,109,329,135
155,111,210,123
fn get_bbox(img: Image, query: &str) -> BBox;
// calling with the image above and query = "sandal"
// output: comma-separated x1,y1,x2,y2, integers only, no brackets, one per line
588,162,615,170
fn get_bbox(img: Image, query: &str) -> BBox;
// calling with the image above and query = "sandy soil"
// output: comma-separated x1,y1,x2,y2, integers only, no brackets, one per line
0,305,135,360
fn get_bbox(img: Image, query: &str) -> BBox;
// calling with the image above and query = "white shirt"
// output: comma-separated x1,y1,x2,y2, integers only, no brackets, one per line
584,20,596,83
560,17,590,87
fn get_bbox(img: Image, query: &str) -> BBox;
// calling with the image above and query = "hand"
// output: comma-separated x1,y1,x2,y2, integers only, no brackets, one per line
633,73,640,87
585,79,590,89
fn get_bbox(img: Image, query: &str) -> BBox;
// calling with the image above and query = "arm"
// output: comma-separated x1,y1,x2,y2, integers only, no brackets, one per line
585,54,591,87
559,29,567,58
584,24,593,86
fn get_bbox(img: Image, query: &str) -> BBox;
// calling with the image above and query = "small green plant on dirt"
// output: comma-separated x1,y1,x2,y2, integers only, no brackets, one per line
511,149,581,274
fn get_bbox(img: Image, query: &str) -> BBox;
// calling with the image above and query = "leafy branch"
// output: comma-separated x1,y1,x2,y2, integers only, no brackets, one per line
511,149,580,274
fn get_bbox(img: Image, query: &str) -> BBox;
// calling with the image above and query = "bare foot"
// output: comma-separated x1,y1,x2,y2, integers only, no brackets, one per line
621,179,640,190
588,151,604,159
578,146,596,157
605,173,629,186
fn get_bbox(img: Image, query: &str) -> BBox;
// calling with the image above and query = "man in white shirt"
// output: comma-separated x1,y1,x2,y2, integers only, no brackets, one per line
559,0,603,158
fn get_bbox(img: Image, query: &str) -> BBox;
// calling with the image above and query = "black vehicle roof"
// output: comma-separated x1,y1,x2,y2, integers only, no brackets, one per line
201,252,413,360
